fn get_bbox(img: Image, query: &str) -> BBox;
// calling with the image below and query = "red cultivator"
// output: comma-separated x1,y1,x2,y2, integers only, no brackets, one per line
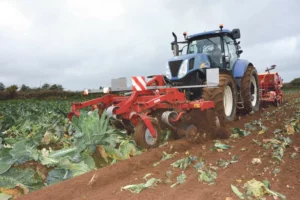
258,65,283,107
68,69,224,149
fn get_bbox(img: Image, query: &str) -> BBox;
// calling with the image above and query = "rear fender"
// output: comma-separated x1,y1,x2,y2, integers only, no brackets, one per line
232,59,253,88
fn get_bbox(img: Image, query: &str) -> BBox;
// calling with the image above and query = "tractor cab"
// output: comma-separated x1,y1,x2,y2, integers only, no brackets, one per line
187,37,223,68
166,25,243,83
165,25,244,100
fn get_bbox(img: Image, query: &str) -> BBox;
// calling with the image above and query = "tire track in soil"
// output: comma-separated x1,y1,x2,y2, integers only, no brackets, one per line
17,92,300,200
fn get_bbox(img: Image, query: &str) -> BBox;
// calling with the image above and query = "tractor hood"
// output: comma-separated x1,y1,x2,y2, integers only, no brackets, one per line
166,53,211,80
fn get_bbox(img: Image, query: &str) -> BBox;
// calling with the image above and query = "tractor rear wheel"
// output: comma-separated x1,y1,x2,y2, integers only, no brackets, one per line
202,72,237,122
134,118,161,149
240,66,260,114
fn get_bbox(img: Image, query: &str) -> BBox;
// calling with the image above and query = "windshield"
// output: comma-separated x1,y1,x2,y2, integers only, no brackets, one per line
187,37,222,67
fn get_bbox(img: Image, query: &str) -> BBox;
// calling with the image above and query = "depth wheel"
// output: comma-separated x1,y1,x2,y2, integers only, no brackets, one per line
134,118,161,149
202,72,237,122
240,65,260,114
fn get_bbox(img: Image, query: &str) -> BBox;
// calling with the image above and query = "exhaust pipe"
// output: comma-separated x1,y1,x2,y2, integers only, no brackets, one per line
171,32,179,56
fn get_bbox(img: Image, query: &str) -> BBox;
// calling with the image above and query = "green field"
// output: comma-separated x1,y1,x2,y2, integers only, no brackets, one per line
0,99,143,198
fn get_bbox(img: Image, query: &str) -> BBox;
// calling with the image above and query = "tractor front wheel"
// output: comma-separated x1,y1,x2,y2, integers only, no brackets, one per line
134,118,161,149
240,66,260,114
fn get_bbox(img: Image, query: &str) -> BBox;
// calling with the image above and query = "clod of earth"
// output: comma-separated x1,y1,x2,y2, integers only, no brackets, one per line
251,158,261,165
291,152,298,159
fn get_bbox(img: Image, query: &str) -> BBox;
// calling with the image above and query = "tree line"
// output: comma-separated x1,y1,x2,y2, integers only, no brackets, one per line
0,83,64,92
283,78,300,88
0,82,66,99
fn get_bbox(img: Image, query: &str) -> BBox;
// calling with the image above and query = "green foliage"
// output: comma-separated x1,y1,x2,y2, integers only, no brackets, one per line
171,155,197,170
0,100,140,195
216,155,238,169
0,148,14,175
20,84,30,92
49,84,63,91
46,168,73,185
121,178,161,193
70,110,126,151
0,168,44,192
231,184,245,199
198,168,217,185
41,83,50,90
244,179,286,199
0,193,12,200
211,141,232,151
283,78,300,91
170,172,187,188
0,82,5,91
290,78,300,87
5,85,18,98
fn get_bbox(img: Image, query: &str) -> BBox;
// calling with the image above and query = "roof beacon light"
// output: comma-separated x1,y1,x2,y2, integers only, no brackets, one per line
219,24,223,31
183,32,187,39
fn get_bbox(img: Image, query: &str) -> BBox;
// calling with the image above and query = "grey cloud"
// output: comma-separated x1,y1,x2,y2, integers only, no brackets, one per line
0,0,299,90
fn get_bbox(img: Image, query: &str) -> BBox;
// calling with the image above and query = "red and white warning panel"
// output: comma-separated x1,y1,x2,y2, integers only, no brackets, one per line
132,76,147,91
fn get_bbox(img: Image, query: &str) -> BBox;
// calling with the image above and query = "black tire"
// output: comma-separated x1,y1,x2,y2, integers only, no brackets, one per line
202,72,237,122
133,118,161,149
240,65,260,114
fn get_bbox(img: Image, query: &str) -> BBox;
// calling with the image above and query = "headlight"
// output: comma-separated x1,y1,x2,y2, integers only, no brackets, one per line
178,59,188,78
165,63,171,79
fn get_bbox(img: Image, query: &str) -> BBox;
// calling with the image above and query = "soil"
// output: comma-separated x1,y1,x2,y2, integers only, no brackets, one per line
17,92,300,200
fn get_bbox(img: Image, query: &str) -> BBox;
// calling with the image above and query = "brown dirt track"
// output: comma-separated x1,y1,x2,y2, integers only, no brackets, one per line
18,92,300,200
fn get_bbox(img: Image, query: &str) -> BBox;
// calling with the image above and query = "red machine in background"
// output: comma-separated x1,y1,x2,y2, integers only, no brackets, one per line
258,65,283,107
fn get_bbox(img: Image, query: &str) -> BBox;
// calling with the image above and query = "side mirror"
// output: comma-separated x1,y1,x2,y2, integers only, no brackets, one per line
237,50,243,55
231,29,240,39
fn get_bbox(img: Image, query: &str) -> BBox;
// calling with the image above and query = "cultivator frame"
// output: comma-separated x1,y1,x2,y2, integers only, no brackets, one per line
68,69,220,148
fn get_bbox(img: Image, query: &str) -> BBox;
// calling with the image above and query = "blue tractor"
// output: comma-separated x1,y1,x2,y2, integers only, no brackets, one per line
166,25,260,121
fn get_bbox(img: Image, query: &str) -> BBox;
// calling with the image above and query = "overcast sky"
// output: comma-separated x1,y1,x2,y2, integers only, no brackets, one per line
0,0,299,91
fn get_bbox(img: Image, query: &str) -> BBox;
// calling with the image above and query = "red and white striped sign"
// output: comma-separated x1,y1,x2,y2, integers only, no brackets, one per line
132,76,147,91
